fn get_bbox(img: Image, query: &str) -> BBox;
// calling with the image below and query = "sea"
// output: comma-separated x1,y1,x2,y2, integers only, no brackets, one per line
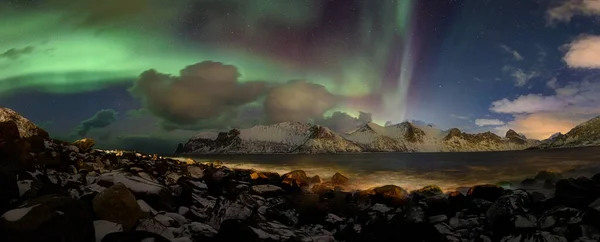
184,146,600,193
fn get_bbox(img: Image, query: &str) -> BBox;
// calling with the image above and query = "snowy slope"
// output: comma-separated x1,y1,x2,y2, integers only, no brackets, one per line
179,121,541,154
537,116,600,148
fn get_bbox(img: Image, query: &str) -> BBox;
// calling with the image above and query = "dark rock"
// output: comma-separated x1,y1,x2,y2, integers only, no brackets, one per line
180,222,217,242
412,185,444,199
530,191,546,203
331,172,349,185
543,179,555,190
93,183,143,231
310,175,322,184
216,219,260,242
467,184,505,202
535,170,562,181
101,231,172,242
499,231,567,242
250,184,284,197
447,191,467,212
555,177,600,209
362,185,409,206
248,171,280,185
487,189,532,225
207,191,259,230
0,195,95,242
538,206,584,231
520,178,537,188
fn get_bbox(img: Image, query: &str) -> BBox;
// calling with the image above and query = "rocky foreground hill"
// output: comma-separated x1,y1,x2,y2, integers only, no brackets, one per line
176,122,540,155
2,107,600,242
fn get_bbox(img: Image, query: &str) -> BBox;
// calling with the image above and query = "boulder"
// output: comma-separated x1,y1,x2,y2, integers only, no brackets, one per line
412,185,444,199
486,190,533,236
73,138,95,153
467,184,505,202
93,183,143,231
0,195,95,242
310,175,322,184
281,170,309,189
331,172,349,185
555,177,600,209
520,178,537,188
248,171,280,185
535,170,562,181
362,185,410,206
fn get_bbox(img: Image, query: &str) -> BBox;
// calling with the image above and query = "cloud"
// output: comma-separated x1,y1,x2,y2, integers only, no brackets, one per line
547,0,600,24
500,45,524,61
490,94,566,114
546,77,559,89
73,109,118,137
450,114,470,120
563,35,600,69
489,76,600,139
315,111,372,133
474,119,505,126
0,46,35,60
502,65,538,87
264,80,338,123
129,61,269,126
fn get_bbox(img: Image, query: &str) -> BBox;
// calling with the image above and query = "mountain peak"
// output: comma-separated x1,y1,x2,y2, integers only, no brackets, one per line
505,129,520,139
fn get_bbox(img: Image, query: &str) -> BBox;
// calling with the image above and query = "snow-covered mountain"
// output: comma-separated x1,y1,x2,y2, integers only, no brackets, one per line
177,121,540,154
536,115,600,149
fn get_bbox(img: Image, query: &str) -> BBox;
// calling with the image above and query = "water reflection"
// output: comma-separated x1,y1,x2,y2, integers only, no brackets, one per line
184,147,600,192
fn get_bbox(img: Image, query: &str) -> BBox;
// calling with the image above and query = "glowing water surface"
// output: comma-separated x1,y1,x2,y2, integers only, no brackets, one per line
187,147,600,192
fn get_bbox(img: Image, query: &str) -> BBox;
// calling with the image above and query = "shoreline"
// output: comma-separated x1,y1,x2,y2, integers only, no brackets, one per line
1,138,600,241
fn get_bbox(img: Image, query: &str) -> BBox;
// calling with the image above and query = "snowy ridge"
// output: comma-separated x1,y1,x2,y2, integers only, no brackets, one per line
536,115,600,149
178,121,541,154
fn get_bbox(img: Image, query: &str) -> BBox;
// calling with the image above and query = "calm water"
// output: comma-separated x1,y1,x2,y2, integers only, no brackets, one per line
185,147,600,192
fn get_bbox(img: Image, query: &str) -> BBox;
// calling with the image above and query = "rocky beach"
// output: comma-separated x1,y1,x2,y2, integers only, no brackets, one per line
1,108,600,242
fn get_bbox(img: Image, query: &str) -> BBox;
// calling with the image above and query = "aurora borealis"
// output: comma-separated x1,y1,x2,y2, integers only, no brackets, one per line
2,0,600,154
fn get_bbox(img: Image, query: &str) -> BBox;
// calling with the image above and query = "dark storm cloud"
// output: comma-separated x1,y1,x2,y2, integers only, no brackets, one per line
315,111,373,133
0,46,35,60
129,61,269,126
264,80,338,123
73,109,118,137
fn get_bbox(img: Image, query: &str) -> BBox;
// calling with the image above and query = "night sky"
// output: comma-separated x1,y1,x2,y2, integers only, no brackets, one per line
1,0,600,154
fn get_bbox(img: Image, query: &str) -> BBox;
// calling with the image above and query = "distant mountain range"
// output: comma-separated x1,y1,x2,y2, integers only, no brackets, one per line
535,116,600,149
175,121,542,154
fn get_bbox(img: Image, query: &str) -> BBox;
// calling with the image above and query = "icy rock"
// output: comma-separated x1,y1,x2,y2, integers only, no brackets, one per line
207,192,259,230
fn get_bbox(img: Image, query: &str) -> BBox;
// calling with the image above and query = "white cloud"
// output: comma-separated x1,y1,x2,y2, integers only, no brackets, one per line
500,44,524,61
490,94,565,114
475,119,505,126
547,0,600,24
563,35,600,69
